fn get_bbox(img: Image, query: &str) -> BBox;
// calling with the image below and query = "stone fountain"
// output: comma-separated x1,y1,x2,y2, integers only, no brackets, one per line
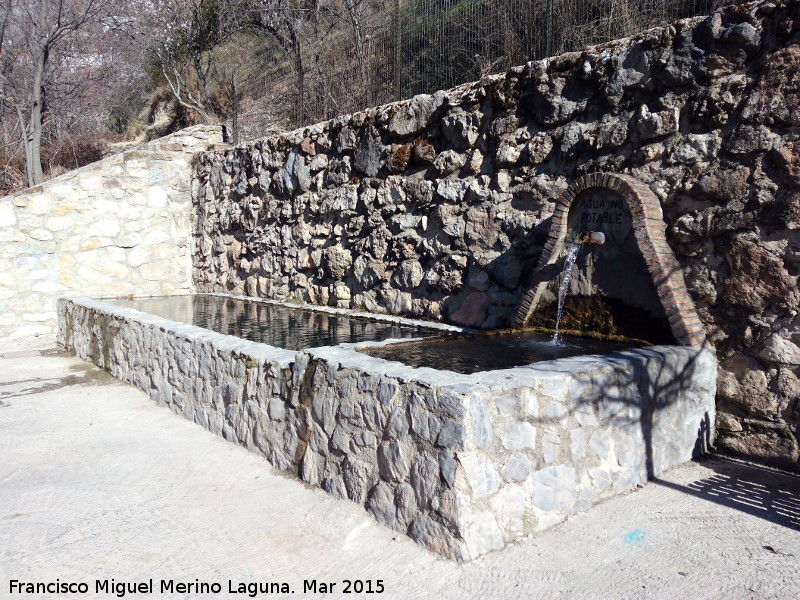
515,172,707,348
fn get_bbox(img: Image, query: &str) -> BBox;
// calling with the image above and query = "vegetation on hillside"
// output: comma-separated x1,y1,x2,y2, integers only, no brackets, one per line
0,0,729,196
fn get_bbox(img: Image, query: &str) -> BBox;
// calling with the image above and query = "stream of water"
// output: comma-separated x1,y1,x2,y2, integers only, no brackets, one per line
552,242,582,343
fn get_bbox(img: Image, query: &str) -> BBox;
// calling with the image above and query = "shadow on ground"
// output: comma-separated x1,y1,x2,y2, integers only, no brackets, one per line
654,455,800,532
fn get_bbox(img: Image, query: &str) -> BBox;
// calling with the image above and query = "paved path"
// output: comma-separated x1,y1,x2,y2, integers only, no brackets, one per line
1,335,798,600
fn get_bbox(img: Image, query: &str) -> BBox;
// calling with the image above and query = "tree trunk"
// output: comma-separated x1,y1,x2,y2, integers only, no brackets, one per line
346,0,369,104
16,106,35,188
25,48,46,186
18,0,49,187
0,0,11,49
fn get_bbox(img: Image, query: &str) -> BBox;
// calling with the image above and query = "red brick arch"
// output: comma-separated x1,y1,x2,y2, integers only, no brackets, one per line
514,173,706,347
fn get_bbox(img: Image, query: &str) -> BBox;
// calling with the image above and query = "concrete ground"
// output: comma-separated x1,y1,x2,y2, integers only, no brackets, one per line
1,334,798,600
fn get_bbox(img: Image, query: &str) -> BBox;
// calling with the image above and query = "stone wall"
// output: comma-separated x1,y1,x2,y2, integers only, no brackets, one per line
192,0,800,470
0,125,224,337
57,296,716,560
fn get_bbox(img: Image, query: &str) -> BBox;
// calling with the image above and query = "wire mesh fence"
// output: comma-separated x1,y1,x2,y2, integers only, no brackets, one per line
238,0,737,134
235,1,398,137
397,0,734,97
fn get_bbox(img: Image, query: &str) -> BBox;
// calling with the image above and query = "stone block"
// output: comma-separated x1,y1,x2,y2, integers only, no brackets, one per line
542,400,569,422
759,335,800,365
433,149,465,175
410,454,439,508
377,441,410,483
531,465,577,512
29,229,54,241
408,514,464,561
438,451,458,488
468,396,493,449
501,453,531,482
394,482,418,530
388,92,446,137
589,429,611,462
491,484,526,535
569,428,586,461
463,511,505,558
437,419,466,449
542,429,561,463
342,457,378,504
366,482,396,527
459,452,500,499
498,419,536,451
494,394,518,416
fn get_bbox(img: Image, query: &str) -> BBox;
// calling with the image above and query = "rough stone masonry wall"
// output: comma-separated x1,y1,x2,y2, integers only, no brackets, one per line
57,296,715,560
193,0,800,470
0,125,224,338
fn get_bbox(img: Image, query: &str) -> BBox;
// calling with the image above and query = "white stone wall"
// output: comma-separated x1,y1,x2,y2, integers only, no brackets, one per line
0,126,224,337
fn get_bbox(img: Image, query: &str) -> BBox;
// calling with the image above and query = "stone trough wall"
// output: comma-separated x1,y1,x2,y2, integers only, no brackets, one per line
193,0,800,469
0,125,223,337
302,342,716,560
57,297,304,470
57,296,715,560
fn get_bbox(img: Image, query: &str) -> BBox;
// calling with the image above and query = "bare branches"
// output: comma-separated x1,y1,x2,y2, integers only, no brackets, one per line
0,0,10,51
149,0,249,125
242,0,394,127
154,43,212,116
1,0,120,186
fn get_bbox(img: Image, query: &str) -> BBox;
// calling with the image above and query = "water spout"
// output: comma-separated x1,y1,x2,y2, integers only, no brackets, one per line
577,231,605,245
551,233,606,343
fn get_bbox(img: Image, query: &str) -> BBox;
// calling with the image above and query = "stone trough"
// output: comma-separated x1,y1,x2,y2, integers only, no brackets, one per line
57,294,716,561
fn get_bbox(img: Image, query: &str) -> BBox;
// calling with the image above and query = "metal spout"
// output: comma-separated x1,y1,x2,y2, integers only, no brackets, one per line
577,231,605,245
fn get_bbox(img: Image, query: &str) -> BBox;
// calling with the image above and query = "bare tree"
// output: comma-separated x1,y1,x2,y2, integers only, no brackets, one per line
4,1,116,186
0,0,24,193
344,0,368,95
148,0,256,141
0,0,10,50
152,0,219,121
249,0,323,124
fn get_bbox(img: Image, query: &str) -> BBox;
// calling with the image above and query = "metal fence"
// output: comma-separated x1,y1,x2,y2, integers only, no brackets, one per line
397,0,733,97
239,0,736,134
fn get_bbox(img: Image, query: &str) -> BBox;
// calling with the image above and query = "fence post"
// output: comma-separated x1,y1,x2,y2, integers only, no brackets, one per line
545,0,552,57
395,0,402,100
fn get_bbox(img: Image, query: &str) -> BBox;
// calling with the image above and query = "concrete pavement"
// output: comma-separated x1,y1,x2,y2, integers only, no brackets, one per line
1,334,798,600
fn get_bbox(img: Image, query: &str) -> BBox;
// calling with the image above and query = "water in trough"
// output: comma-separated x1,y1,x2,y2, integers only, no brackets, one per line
108,294,437,349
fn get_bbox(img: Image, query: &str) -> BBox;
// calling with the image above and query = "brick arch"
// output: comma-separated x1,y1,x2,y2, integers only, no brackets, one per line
513,173,706,347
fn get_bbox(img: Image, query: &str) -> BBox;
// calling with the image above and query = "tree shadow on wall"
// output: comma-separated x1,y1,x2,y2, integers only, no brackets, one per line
580,344,709,472
565,345,800,531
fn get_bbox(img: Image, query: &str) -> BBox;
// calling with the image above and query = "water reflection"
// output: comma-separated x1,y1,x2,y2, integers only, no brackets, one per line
363,330,637,374
108,295,436,349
